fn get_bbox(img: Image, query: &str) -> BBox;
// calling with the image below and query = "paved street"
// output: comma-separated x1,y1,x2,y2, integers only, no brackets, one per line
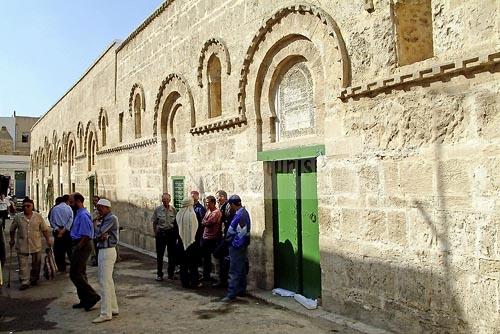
0,243,361,334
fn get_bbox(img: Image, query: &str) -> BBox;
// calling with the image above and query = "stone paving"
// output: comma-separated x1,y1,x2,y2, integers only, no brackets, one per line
0,244,364,334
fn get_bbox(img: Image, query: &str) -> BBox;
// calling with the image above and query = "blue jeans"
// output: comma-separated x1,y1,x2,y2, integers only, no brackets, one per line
227,245,248,298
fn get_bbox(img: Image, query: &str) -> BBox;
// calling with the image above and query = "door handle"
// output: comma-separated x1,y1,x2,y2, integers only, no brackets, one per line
309,212,317,223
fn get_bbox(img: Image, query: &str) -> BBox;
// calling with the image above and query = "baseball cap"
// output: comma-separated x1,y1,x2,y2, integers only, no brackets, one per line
228,195,241,205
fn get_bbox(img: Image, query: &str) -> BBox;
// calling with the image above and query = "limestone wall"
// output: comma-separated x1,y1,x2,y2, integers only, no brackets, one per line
30,1,500,332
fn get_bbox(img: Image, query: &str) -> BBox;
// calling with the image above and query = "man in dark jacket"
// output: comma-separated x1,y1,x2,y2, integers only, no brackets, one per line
221,195,251,302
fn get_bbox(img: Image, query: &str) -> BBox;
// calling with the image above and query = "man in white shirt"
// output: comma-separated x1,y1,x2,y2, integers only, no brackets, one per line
49,194,74,272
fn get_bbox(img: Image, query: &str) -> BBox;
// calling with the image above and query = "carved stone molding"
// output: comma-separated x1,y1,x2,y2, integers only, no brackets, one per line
237,3,351,120
340,51,500,100
153,73,195,137
197,38,231,88
84,120,98,154
97,138,157,155
190,116,246,135
98,107,108,129
128,83,146,117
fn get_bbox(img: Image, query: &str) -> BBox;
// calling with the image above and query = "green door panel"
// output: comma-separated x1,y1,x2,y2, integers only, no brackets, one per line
300,159,321,299
275,162,299,293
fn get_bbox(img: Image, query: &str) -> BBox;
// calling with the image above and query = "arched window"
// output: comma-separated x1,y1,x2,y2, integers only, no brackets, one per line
273,62,314,142
77,122,84,152
87,132,96,171
99,109,108,147
48,150,53,176
57,147,62,195
68,141,75,167
134,94,142,138
207,55,222,118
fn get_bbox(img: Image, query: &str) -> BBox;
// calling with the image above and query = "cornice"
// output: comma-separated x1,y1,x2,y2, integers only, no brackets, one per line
116,1,175,53
97,138,157,155
190,116,246,135
340,51,500,101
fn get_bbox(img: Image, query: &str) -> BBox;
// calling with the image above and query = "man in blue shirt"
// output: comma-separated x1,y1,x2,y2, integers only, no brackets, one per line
69,192,100,311
221,195,251,302
190,190,206,242
50,194,73,272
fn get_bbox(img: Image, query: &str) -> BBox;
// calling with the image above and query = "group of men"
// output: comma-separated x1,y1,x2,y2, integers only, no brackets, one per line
3,193,119,324
152,190,251,302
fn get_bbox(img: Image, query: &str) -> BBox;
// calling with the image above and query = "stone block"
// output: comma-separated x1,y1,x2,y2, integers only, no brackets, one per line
339,209,364,241
383,162,400,195
331,166,358,193
438,159,471,195
359,165,379,193
400,160,433,195
387,211,407,246
364,210,386,242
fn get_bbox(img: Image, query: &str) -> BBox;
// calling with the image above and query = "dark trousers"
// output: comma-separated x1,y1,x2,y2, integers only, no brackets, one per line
0,210,8,228
180,242,201,288
214,241,229,286
53,230,72,272
0,224,6,266
155,228,177,278
201,238,218,280
227,246,248,299
70,239,99,305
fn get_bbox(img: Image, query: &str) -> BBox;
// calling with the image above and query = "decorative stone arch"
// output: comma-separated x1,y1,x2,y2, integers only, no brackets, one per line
84,121,98,172
153,73,195,137
84,121,99,154
129,84,146,139
65,132,77,162
76,122,84,152
98,107,109,146
197,38,231,88
240,3,351,151
128,83,146,117
238,3,351,125
47,148,54,176
153,73,195,192
52,130,58,150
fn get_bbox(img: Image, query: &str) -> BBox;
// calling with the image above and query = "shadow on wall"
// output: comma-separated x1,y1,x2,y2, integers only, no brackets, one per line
98,194,472,333
324,249,469,334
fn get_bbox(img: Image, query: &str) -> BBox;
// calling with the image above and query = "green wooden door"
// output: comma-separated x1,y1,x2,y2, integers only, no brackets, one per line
274,159,321,299
299,159,321,298
274,161,299,293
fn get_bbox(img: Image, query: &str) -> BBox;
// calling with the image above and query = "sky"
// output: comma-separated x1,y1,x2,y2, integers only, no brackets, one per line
0,0,164,118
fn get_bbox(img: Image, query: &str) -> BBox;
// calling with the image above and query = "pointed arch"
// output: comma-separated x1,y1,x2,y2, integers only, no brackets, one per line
129,83,146,116
238,3,351,122
197,38,231,88
77,122,84,152
153,73,195,137
84,121,99,154
98,107,109,146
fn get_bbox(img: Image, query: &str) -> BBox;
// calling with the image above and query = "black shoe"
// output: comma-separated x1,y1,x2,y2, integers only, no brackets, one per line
212,282,227,288
30,281,38,286
84,296,101,311
72,302,85,309
19,284,29,291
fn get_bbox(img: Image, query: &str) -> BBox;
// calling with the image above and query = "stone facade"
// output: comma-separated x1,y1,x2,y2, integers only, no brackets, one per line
30,1,500,333
0,114,38,197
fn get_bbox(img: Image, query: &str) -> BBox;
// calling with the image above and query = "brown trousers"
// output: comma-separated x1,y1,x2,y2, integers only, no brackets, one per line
18,252,42,285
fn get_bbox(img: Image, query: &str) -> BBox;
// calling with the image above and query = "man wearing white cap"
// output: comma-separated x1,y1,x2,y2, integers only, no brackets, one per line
92,198,119,324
